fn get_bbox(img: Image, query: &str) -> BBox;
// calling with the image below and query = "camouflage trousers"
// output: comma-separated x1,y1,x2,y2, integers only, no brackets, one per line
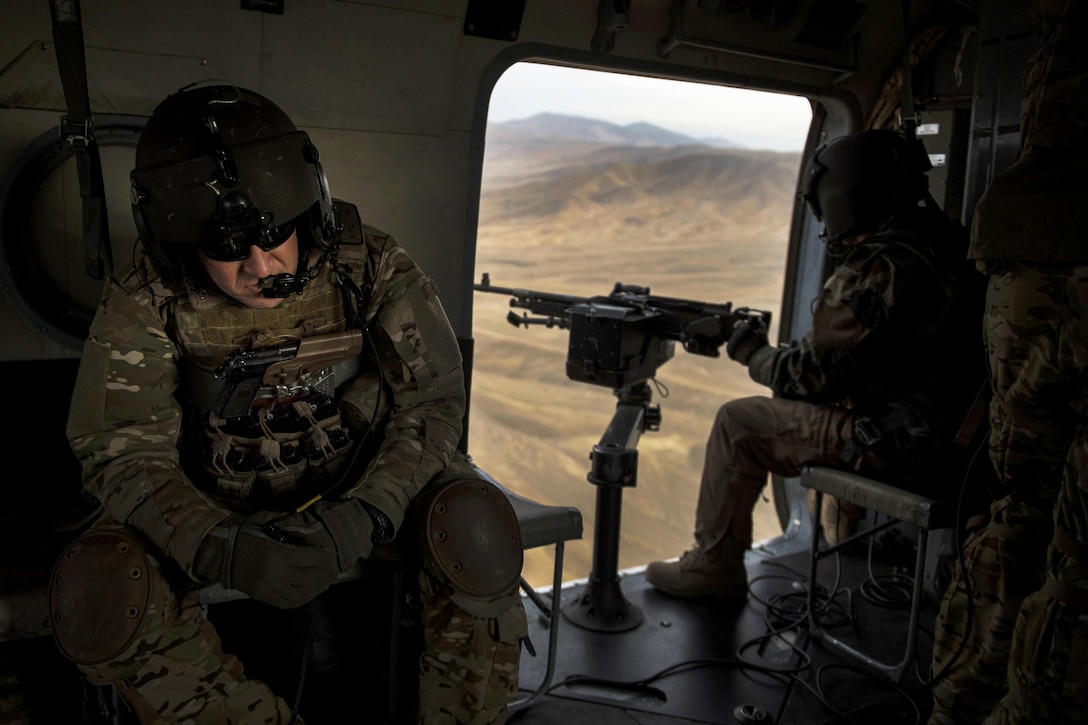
59,519,527,724
930,262,1088,724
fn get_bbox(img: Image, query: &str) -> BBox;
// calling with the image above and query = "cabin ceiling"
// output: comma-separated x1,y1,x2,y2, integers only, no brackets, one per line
0,1,983,133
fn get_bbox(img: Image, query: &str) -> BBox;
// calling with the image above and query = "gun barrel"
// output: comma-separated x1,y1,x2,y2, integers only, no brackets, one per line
474,281,585,307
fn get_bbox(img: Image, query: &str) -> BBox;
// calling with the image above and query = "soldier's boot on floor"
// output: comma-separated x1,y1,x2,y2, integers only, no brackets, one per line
807,488,867,547
645,539,748,599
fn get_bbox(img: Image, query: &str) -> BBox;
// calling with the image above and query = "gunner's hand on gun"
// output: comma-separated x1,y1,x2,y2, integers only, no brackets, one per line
726,312,769,366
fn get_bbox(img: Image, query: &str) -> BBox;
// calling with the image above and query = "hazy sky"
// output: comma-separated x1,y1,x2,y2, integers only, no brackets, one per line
487,62,812,152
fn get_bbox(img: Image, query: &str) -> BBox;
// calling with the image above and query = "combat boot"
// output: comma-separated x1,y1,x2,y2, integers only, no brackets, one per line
645,540,748,599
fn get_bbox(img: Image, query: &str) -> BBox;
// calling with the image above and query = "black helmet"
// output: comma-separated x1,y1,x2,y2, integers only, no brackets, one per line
130,82,333,285
801,129,932,246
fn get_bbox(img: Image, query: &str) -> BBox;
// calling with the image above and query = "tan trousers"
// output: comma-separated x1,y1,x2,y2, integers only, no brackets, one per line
693,395,856,551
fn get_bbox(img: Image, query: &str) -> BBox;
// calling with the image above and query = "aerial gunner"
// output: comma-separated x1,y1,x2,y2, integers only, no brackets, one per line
48,82,528,724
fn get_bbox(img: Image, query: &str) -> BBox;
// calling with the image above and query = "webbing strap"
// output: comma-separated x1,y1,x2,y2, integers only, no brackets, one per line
49,0,112,279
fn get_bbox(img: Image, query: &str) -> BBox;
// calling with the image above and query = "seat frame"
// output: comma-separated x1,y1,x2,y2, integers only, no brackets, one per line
801,465,955,683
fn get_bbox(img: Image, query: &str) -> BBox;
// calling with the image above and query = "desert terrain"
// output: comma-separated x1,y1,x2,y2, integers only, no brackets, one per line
469,115,804,588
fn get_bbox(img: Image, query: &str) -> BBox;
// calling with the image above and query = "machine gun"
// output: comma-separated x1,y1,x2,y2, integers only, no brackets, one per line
475,273,772,633
474,273,770,389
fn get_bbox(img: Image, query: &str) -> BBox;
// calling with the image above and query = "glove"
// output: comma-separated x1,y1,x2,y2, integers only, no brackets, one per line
726,314,769,365
192,511,341,609
280,498,378,574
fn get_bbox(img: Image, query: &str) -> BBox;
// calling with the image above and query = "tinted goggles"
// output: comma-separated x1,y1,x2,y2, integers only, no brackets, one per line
199,219,296,262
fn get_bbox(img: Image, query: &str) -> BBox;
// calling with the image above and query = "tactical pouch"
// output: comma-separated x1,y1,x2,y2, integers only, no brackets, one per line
200,390,355,507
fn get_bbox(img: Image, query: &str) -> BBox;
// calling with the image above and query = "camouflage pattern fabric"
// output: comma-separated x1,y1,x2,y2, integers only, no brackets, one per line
930,2,1088,721
70,517,299,724
930,264,1088,724
746,206,983,469
418,563,527,723
991,417,1088,722
57,224,526,722
983,264,1088,722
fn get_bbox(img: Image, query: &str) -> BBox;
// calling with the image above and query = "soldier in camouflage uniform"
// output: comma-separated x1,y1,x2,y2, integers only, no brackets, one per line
47,83,527,724
646,129,986,600
928,1,1088,722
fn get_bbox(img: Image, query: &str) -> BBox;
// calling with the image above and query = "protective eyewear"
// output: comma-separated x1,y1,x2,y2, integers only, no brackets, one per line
199,220,296,262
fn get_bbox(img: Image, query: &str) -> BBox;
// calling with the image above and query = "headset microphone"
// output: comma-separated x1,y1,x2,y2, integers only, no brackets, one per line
259,273,308,297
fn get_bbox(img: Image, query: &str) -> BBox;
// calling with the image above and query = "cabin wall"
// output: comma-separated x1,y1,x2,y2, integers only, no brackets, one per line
2,0,959,362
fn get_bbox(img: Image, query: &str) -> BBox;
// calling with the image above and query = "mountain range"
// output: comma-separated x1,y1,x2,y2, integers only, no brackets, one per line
486,112,742,149
480,112,801,226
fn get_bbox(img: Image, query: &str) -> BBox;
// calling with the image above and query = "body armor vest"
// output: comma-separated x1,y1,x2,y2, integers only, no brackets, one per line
170,244,376,511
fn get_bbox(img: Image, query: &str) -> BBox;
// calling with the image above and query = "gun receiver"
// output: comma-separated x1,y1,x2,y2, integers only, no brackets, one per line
474,273,770,389
213,329,365,418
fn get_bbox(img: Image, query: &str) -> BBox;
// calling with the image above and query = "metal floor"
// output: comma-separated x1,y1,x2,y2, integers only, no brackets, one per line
511,541,940,725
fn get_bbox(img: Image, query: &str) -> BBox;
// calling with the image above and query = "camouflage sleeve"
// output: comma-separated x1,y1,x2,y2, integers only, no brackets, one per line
747,246,896,402
66,269,232,573
346,231,466,533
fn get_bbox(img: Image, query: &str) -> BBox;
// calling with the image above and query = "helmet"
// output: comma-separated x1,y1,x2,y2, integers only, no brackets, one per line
129,83,333,285
801,129,932,246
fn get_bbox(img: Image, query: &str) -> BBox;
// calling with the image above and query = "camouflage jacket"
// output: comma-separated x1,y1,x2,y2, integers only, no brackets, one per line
747,207,983,435
66,222,465,575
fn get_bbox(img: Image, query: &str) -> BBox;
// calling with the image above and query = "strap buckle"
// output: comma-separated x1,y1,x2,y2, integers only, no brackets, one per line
59,114,93,149
853,416,883,447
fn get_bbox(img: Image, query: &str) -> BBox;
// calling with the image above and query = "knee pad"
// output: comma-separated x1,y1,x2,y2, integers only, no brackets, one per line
49,528,152,665
418,476,523,617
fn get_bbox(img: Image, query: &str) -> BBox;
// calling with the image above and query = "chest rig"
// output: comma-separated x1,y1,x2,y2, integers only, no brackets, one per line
172,241,375,511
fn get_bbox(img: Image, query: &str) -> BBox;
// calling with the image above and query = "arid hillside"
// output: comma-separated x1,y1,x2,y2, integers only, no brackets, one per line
469,116,804,588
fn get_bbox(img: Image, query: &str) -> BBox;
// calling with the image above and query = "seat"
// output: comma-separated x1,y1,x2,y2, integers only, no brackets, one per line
800,465,956,683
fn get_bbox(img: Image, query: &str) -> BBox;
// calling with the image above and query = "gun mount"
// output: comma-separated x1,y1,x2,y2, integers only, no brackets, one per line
475,274,771,633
